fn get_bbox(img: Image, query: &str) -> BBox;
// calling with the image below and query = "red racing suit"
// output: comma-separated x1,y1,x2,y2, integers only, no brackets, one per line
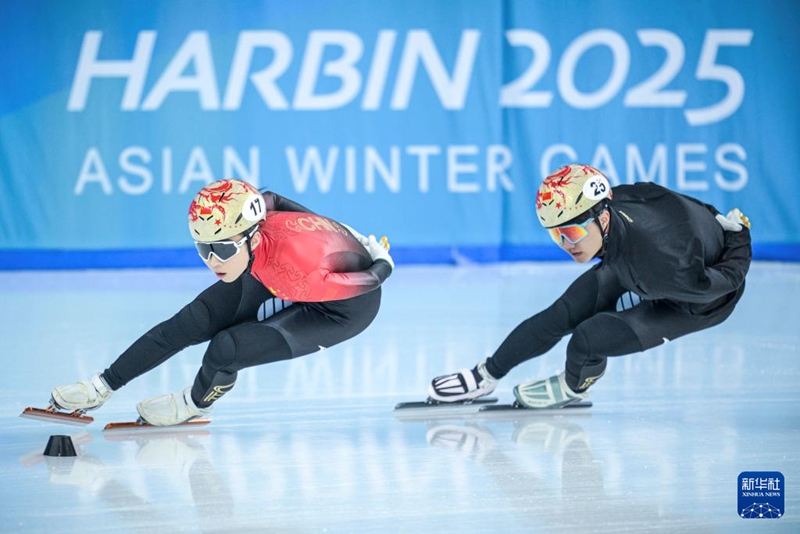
249,211,389,302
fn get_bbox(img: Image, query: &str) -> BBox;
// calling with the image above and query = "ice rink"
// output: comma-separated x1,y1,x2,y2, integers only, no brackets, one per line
2,262,798,533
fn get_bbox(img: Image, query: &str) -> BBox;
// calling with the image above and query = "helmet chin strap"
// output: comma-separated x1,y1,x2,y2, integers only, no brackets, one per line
245,238,254,270
593,204,611,259
243,226,258,271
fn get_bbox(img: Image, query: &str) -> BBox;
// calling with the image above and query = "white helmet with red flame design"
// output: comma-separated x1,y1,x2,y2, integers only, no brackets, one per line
535,164,612,228
188,179,266,242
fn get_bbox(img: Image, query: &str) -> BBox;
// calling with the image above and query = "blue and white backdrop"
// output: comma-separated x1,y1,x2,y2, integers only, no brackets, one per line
1,0,797,268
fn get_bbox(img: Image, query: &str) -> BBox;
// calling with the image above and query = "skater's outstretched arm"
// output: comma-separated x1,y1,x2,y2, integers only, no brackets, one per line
317,261,393,298
304,235,394,300
647,225,751,304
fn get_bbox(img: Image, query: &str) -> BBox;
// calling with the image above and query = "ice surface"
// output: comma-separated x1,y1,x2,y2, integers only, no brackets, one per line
1,262,798,533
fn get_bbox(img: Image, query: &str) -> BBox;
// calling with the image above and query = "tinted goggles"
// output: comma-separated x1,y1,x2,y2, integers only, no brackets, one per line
547,218,594,245
194,234,249,262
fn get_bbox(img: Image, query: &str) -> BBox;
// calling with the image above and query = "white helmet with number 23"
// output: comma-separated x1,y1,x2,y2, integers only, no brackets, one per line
535,164,612,228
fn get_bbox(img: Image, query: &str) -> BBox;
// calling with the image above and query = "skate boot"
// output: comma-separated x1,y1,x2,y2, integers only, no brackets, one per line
51,373,113,412
513,372,589,409
136,387,212,427
428,359,498,403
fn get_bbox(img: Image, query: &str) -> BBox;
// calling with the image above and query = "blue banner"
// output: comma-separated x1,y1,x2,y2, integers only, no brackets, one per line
1,0,798,268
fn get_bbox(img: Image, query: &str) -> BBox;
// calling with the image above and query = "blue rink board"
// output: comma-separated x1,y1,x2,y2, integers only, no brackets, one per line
1,242,797,270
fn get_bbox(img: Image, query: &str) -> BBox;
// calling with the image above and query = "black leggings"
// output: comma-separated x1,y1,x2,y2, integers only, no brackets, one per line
103,272,381,406
485,263,744,392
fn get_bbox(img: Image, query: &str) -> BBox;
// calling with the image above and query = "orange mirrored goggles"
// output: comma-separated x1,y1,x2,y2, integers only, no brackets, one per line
547,218,595,245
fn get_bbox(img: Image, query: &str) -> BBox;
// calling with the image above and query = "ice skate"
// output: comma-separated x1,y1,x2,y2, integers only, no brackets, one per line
51,373,113,411
513,372,590,409
21,373,113,426
134,387,212,427
427,359,498,403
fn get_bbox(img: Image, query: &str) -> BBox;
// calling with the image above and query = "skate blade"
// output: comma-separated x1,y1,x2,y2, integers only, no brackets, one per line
103,417,211,433
393,398,500,422
394,397,499,410
20,407,94,426
479,400,593,413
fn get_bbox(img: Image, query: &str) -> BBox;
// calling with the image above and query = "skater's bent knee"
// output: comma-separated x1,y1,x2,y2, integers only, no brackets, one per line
568,314,642,358
204,330,238,370
168,300,216,343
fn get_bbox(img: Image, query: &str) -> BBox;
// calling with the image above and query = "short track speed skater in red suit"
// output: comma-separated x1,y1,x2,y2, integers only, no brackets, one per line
23,179,393,429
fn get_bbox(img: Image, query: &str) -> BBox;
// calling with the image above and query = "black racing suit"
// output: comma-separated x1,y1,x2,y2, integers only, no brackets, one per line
484,182,752,392
102,192,386,407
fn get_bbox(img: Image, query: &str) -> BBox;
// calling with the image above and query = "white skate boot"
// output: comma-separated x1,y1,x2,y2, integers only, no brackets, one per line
513,372,589,409
136,387,211,427
428,359,498,403
51,373,113,411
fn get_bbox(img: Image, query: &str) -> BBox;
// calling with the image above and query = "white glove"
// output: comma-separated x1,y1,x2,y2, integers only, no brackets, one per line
340,223,370,248
715,208,750,232
367,234,394,271
340,223,393,269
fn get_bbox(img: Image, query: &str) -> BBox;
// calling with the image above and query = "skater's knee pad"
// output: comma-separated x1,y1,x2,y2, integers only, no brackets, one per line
203,329,238,371
568,314,642,359
141,300,217,352
566,314,641,391
163,299,216,344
